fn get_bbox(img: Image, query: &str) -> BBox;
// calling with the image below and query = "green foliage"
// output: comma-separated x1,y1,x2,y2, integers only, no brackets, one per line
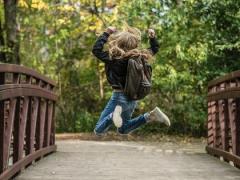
2,0,239,136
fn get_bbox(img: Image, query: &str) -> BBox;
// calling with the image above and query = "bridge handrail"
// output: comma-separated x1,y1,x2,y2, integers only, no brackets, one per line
208,70,240,88
207,70,240,168
0,64,56,87
0,64,57,180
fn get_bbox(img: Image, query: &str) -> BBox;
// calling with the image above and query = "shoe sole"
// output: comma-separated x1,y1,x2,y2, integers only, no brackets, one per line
94,129,106,136
113,105,123,128
155,107,171,126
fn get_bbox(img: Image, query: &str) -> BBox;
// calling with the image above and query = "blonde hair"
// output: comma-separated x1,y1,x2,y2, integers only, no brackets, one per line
108,26,153,60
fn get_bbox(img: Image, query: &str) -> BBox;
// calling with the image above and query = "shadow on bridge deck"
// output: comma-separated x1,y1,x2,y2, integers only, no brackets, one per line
16,140,240,180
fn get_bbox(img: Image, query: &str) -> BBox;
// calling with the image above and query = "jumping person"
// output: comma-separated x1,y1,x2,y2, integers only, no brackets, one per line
92,26,170,136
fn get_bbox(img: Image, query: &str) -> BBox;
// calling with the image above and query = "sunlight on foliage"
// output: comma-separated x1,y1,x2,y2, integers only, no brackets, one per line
19,0,49,10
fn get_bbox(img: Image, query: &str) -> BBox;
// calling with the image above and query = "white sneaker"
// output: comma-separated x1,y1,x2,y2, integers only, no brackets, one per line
149,107,171,127
113,105,123,128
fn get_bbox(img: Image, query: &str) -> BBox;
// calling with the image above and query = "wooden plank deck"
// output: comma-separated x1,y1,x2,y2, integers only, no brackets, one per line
16,140,240,180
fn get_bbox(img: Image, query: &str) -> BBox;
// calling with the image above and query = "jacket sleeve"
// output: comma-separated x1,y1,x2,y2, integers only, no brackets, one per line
148,37,160,55
92,32,111,63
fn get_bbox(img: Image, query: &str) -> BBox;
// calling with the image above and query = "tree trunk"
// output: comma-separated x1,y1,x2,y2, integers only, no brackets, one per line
0,18,6,62
4,0,20,64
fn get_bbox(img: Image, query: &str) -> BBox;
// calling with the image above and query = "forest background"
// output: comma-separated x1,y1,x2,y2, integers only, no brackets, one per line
0,0,239,136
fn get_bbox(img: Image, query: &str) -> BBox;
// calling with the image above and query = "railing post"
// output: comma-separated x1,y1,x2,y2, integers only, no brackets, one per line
0,102,3,174
0,72,4,174
235,98,240,156
0,98,17,173
219,99,229,152
36,98,47,151
25,97,39,156
13,97,21,163
50,102,56,145
13,97,30,163
44,100,53,147
207,102,213,146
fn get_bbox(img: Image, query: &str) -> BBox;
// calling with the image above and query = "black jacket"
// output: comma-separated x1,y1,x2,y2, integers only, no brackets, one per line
92,32,159,90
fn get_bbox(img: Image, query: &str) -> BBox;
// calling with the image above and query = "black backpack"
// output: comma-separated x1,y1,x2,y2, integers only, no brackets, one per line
124,56,152,100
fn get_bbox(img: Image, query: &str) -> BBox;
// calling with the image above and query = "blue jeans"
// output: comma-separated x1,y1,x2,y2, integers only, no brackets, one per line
94,92,148,135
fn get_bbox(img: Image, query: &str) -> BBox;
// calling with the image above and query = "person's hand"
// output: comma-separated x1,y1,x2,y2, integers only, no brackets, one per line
148,29,156,38
105,26,117,34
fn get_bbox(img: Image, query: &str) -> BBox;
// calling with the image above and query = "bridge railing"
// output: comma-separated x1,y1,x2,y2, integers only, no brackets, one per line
0,64,57,180
207,70,240,167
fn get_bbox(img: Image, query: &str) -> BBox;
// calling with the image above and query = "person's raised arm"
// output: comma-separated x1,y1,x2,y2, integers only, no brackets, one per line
147,29,159,55
92,27,117,63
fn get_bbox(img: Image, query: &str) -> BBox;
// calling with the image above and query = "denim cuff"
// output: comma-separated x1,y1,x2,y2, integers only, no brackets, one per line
143,112,150,122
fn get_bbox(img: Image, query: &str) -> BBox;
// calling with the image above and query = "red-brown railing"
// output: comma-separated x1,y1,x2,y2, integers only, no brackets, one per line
207,70,240,167
0,64,57,180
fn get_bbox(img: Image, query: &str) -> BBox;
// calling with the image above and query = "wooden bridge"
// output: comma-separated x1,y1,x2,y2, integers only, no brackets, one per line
1,64,240,180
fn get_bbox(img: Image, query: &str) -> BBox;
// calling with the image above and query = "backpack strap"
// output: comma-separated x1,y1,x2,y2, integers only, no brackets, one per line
138,55,148,74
